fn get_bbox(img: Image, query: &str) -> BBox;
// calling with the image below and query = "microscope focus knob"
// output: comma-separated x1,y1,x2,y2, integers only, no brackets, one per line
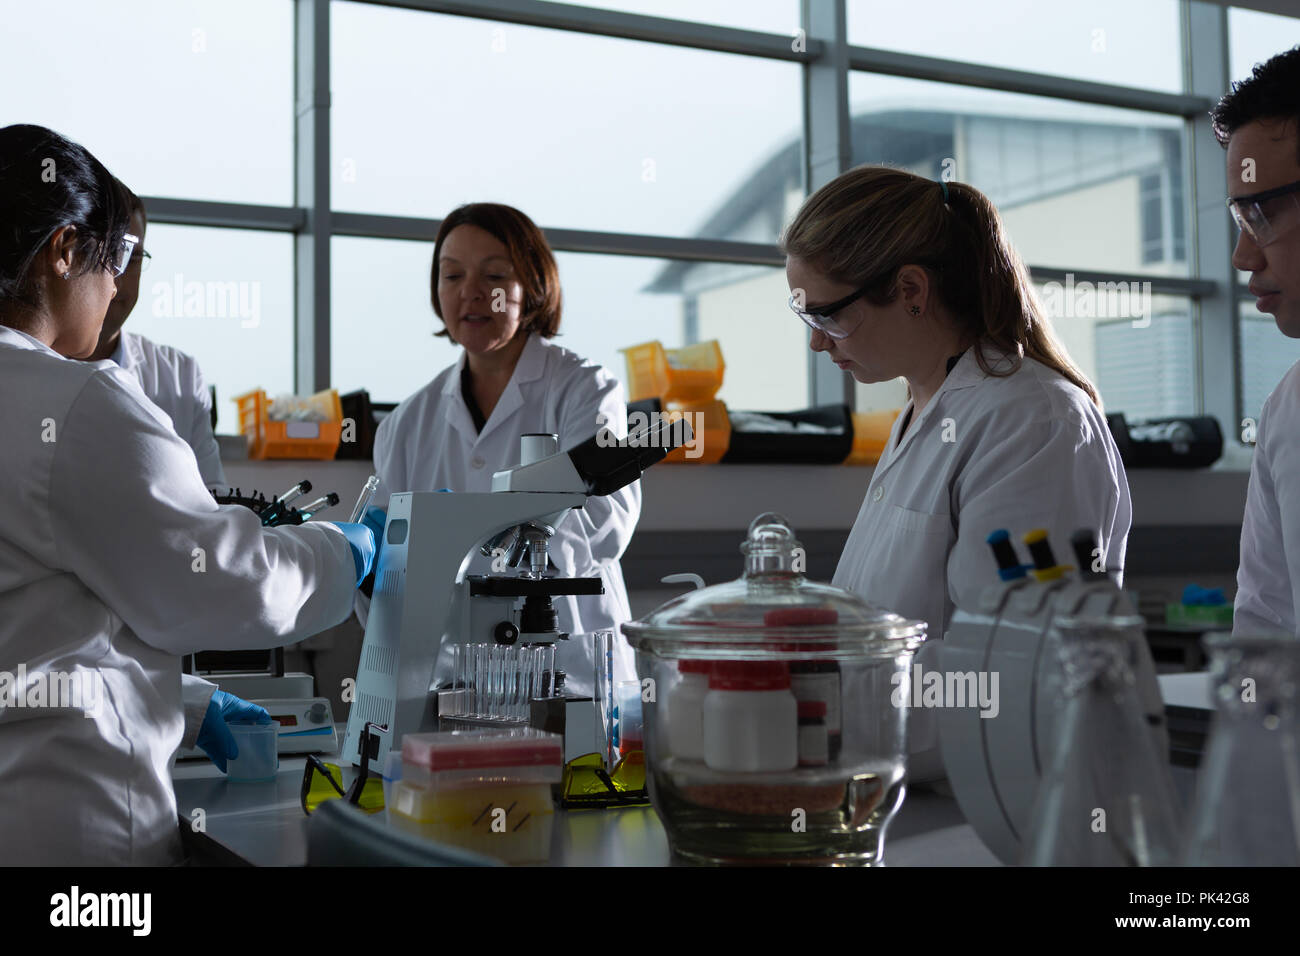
494,622,520,645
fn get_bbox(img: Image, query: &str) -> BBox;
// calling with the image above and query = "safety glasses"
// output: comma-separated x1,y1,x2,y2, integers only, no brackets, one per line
788,284,871,340
300,721,387,816
107,233,139,277
1227,179,1300,247
559,751,650,809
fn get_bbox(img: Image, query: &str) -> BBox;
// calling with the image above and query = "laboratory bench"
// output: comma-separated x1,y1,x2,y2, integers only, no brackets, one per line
171,733,1000,867
174,673,1210,867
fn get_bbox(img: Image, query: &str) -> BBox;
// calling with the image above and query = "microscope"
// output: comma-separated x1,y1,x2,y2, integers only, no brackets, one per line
342,419,690,768
938,528,1169,865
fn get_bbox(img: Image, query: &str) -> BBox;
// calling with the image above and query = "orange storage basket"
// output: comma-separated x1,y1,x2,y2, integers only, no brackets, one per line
621,340,725,404
845,410,901,465
659,399,731,464
234,388,343,460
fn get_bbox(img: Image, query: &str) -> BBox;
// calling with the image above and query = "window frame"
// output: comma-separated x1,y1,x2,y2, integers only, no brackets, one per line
133,0,1255,439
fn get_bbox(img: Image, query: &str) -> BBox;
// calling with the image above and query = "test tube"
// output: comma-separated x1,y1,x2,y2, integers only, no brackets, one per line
275,480,312,505
499,645,514,720
505,644,520,721
488,642,504,717
348,475,379,523
525,650,540,717
448,645,464,717
460,642,475,717
517,647,535,721
473,644,490,718
539,645,556,698
516,646,531,722
299,492,340,519
495,644,509,721
502,644,513,721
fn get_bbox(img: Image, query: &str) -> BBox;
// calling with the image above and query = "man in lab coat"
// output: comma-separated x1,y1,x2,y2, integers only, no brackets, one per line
1214,48,1300,636
85,183,226,487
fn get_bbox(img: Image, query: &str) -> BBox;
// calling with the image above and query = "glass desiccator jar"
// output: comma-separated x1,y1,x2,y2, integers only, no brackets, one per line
621,513,927,865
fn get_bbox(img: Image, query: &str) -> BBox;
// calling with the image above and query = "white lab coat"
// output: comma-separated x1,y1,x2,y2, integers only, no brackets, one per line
110,330,226,487
833,347,1132,779
0,327,357,866
1235,358,1300,637
363,333,641,691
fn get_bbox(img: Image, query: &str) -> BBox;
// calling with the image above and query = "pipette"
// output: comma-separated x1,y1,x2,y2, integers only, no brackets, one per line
348,475,379,523
299,492,340,520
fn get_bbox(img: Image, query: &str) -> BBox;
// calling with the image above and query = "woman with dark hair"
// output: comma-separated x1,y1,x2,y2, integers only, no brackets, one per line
84,181,225,486
0,125,376,865
361,203,641,690
783,165,1131,780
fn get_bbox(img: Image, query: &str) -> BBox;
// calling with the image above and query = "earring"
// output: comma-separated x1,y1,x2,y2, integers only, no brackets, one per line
909,306,921,316
60,272,71,281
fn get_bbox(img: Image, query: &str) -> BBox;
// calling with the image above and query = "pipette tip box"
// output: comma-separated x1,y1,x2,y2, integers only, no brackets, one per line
389,728,562,863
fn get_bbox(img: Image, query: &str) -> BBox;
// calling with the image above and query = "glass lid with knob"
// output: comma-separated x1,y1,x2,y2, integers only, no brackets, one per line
622,512,927,659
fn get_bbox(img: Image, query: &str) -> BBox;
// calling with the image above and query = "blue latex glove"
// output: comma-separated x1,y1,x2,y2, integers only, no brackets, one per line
361,506,387,545
197,690,271,773
330,521,378,585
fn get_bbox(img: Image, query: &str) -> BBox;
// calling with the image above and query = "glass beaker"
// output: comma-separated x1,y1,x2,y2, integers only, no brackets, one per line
1022,615,1183,866
1184,633,1300,866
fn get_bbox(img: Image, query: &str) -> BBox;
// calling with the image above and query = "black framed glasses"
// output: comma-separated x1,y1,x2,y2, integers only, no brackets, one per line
1227,179,1300,247
129,248,152,273
787,283,872,340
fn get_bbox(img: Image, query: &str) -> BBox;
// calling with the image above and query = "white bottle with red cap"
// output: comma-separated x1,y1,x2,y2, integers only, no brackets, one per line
702,661,799,772
666,660,711,761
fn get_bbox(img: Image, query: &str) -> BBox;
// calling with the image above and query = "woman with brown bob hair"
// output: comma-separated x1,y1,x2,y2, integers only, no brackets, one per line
783,165,1132,780
363,203,642,690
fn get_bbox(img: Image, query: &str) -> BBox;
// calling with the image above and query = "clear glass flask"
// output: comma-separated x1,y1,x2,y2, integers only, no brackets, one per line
1184,633,1300,866
1022,615,1183,866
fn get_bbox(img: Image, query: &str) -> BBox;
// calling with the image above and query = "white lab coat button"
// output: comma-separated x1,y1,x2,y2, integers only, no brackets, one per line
471,456,486,469
872,485,884,502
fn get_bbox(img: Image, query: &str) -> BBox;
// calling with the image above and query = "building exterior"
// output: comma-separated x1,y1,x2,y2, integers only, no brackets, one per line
643,104,1293,420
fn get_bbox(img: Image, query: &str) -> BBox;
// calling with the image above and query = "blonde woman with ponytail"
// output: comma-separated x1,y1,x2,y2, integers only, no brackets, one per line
783,165,1131,781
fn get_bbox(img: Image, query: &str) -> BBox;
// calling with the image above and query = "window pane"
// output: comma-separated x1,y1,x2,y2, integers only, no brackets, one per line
1069,292,1196,420
544,0,797,33
331,238,803,411
848,0,1181,93
0,0,294,205
628,257,803,411
1240,300,1300,427
125,224,294,428
852,291,1197,420
848,73,1188,276
330,1,802,243
331,237,461,405
1230,8,1300,81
